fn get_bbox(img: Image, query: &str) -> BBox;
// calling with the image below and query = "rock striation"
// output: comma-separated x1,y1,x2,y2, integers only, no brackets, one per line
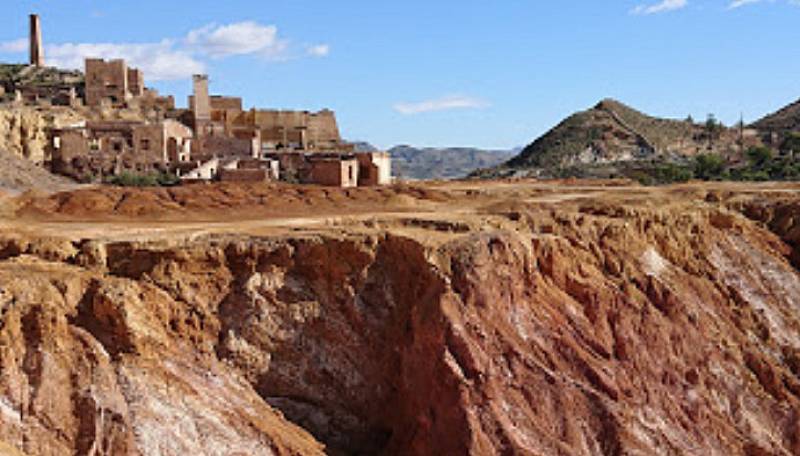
1,185,800,454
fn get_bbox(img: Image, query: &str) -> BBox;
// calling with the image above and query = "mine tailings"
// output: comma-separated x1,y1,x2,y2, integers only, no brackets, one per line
2,196,800,454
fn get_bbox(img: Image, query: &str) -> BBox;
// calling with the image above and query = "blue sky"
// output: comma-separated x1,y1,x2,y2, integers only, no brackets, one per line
0,0,798,149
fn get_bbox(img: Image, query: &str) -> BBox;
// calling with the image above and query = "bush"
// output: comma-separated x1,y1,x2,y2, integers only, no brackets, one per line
106,171,180,187
781,133,800,155
652,163,693,184
156,172,181,187
746,146,774,169
693,154,725,180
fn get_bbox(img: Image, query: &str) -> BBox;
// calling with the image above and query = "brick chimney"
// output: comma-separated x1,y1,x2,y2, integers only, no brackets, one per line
29,14,45,67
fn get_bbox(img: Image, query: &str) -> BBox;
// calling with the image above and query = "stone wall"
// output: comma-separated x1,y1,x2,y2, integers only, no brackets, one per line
231,109,343,150
308,157,359,187
127,68,144,97
85,59,129,107
211,96,242,111
193,135,257,161
356,152,392,186
218,168,269,182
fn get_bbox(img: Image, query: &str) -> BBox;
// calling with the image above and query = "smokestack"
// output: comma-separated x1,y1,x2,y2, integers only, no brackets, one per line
29,14,44,67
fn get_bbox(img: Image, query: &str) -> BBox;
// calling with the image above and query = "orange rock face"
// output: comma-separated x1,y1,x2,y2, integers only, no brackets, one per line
1,182,800,455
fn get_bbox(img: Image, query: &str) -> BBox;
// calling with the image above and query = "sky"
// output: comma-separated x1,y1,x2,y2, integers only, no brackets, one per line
0,0,798,150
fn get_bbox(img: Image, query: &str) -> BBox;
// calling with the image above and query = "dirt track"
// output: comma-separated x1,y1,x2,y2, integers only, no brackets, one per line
2,179,799,243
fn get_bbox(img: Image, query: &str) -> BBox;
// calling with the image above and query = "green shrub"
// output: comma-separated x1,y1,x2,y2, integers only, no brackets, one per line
653,163,693,184
781,133,800,155
693,154,725,180
746,146,774,169
106,171,180,187
156,172,181,187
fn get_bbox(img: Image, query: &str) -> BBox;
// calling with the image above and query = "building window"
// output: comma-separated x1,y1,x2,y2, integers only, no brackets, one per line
113,142,122,152
348,165,354,182
140,139,150,151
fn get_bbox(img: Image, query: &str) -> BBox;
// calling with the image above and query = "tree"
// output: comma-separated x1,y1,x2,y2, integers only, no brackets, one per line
746,146,773,169
705,114,722,147
694,153,725,180
781,133,800,157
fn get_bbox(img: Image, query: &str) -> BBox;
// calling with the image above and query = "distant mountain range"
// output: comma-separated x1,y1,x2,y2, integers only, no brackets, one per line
349,142,518,180
389,146,518,180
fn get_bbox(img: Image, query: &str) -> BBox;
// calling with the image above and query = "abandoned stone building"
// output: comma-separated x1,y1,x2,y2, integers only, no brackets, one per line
306,154,361,187
49,119,193,178
180,74,390,186
84,58,142,106
357,152,392,186
84,58,174,111
188,74,350,152
4,13,392,188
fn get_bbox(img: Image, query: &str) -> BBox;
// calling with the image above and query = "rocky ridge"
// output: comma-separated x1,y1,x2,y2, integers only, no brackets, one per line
1,183,800,454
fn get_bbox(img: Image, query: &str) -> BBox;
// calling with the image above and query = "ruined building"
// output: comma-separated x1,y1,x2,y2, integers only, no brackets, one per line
185,74,391,186
50,119,193,178
188,74,348,151
84,59,143,107
83,58,173,111
2,13,391,187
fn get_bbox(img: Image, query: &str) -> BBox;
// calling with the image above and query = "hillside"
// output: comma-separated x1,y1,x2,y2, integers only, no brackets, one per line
478,99,745,179
508,99,715,169
752,98,800,133
0,147,76,193
390,145,516,180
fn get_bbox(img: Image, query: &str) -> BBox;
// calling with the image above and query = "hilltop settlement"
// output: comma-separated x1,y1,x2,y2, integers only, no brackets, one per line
0,14,391,188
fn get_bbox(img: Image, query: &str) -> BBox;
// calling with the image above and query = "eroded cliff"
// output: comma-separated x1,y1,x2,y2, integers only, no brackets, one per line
0,106,84,165
1,182,800,455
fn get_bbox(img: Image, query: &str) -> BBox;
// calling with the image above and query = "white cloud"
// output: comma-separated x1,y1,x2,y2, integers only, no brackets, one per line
306,44,330,57
185,22,288,59
729,0,764,7
728,0,800,7
393,95,489,115
0,38,28,53
0,20,327,81
631,0,688,15
45,40,205,81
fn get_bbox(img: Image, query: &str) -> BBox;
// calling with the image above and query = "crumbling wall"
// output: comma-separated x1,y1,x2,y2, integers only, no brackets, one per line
230,109,343,150
218,168,269,182
309,158,359,187
0,106,84,165
85,59,129,107
357,152,392,186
